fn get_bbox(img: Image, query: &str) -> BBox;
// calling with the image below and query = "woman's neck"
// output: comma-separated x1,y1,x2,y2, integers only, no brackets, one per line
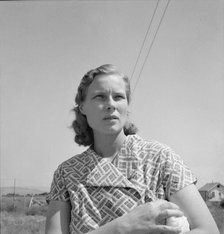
93,131,126,158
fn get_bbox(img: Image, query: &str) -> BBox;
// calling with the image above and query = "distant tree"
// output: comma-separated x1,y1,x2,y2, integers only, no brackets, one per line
39,192,48,196
6,193,20,197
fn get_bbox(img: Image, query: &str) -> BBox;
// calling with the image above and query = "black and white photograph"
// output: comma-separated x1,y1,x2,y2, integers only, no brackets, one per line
1,0,224,233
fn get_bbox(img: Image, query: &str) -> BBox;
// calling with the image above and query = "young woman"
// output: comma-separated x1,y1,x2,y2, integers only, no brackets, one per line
45,64,219,234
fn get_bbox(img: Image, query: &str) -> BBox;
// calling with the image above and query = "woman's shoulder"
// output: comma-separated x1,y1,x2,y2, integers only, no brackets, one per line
129,135,185,171
57,147,93,170
129,134,171,152
126,134,177,163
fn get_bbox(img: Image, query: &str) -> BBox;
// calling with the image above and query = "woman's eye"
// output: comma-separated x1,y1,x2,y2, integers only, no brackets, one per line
94,94,104,99
114,95,125,100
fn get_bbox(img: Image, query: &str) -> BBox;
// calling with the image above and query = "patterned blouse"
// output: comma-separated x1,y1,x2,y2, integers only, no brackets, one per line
47,134,196,234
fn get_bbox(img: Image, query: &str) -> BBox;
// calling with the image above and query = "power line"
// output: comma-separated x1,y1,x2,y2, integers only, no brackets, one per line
132,0,171,95
130,0,160,81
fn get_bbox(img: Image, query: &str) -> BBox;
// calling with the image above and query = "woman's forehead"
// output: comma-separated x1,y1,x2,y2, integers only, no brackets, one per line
88,73,126,92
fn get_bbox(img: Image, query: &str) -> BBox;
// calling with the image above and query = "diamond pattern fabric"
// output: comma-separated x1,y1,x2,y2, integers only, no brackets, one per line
47,134,196,234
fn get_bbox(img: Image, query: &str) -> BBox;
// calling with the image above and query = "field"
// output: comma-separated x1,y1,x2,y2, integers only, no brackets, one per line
206,201,224,231
0,195,47,234
1,196,224,233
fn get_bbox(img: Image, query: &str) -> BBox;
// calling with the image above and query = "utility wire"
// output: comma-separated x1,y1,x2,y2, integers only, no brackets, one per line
132,0,171,95
130,0,160,81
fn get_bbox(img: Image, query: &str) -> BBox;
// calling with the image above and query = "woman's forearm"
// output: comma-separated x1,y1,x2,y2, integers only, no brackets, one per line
87,218,121,234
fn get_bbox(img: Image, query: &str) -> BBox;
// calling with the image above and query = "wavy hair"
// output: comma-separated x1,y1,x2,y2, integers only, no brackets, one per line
72,64,137,146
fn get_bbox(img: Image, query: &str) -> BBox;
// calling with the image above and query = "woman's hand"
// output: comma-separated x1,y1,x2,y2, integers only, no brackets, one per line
118,199,183,234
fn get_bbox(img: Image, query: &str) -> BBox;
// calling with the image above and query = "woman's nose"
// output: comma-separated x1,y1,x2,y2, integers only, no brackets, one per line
105,97,115,111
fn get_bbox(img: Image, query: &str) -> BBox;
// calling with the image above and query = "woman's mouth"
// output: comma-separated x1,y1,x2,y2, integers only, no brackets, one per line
103,115,118,120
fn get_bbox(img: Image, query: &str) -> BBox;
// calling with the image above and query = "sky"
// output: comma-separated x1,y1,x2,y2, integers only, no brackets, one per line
0,0,223,191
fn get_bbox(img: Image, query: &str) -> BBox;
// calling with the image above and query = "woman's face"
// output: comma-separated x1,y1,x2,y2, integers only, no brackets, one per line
80,73,129,137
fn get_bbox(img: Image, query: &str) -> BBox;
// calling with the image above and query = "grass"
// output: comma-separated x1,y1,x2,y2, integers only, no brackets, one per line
0,196,47,234
206,201,224,231
1,196,224,233
1,211,46,234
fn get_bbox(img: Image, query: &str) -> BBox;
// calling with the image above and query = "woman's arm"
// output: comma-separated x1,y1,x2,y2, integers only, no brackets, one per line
45,199,183,234
45,200,71,234
169,183,219,234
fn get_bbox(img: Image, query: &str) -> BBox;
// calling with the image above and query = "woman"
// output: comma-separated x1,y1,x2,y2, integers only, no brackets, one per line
45,64,219,234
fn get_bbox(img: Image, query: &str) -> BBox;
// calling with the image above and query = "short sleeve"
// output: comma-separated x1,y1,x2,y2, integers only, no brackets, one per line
46,165,70,203
160,146,197,199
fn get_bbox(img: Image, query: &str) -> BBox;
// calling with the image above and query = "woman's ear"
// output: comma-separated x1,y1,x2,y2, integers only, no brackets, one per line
79,104,86,115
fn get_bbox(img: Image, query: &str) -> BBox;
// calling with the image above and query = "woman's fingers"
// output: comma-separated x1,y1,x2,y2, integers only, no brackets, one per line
157,209,184,223
122,200,184,233
149,199,180,211
158,200,180,210
153,224,182,234
149,200,183,226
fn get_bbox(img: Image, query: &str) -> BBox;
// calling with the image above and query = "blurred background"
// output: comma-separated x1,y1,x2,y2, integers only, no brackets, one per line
0,0,223,193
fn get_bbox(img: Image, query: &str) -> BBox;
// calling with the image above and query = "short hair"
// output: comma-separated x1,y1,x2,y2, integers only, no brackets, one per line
71,64,138,146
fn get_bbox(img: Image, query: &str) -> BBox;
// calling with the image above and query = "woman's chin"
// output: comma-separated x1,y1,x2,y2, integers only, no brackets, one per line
100,126,123,136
